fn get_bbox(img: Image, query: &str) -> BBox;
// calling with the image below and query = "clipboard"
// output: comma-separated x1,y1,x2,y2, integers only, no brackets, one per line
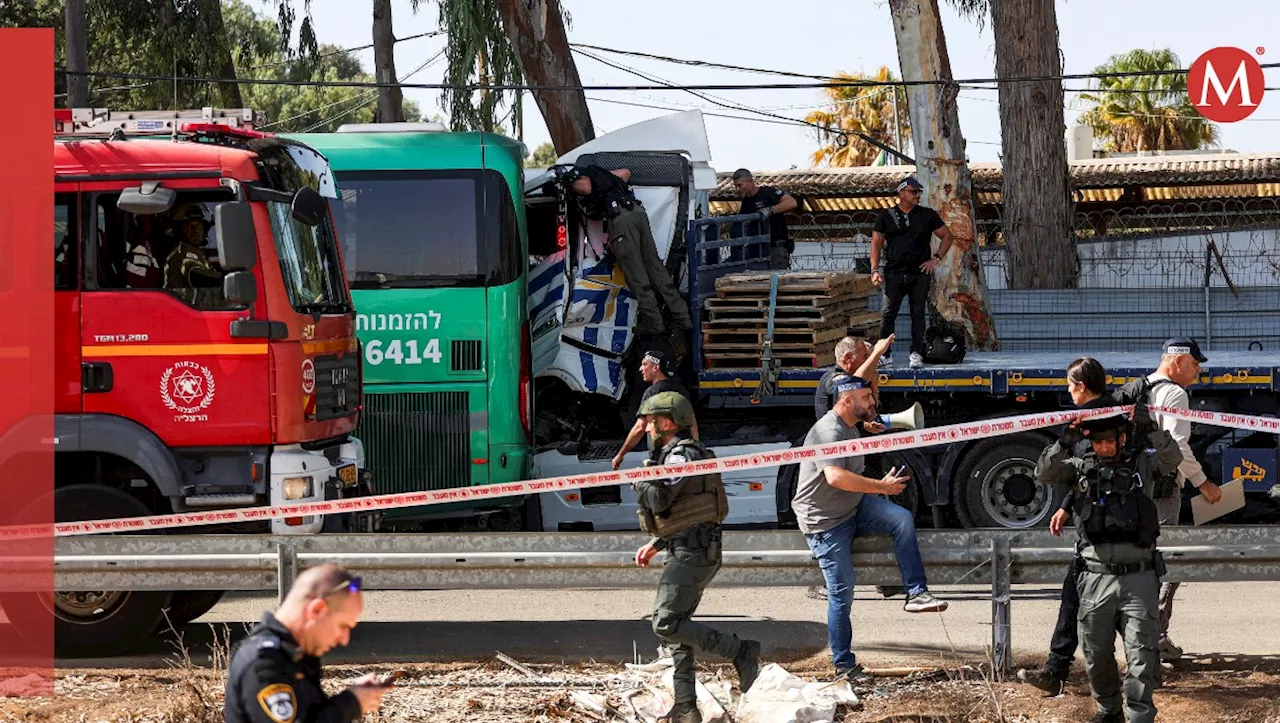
1191,478,1246,525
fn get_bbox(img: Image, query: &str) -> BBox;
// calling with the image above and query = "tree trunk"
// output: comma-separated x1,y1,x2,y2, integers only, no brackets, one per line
197,0,243,107
888,0,999,350
372,0,405,123
496,0,594,153
64,0,89,107
991,0,1077,289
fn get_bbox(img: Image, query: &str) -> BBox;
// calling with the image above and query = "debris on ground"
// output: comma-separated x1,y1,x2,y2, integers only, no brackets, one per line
7,655,1280,722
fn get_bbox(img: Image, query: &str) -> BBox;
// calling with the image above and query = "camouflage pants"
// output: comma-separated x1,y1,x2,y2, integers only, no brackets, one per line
1078,567,1162,723
652,527,745,706
608,205,691,336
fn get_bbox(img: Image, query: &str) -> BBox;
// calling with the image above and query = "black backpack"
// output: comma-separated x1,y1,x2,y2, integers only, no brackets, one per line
1109,375,1180,498
923,322,966,364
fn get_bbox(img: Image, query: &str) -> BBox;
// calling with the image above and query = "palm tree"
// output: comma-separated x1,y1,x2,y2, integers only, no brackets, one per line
805,67,910,167
1076,48,1220,153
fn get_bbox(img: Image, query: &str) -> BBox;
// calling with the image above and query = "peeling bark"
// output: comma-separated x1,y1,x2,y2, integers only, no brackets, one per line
497,0,594,152
888,0,999,351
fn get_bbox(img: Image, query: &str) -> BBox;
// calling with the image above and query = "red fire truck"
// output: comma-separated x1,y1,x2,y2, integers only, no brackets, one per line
4,108,375,657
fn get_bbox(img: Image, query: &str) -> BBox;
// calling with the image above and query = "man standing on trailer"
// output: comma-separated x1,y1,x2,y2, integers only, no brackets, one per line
565,164,693,354
870,177,955,370
732,168,799,270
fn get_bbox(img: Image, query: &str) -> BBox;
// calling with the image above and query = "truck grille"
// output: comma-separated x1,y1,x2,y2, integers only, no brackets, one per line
356,392,472,493
313,354,361,421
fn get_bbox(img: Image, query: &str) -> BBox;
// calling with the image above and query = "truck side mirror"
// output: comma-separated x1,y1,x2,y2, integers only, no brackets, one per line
117,182,176,215
223,270,258,306
215,201,258,270
291,186,327,227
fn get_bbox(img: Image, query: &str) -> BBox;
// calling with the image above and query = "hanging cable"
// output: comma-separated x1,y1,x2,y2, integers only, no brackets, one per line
572,47,914,164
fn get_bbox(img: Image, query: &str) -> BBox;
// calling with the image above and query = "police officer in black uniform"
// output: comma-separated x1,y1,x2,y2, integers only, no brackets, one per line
632,391,760,723
564,164,692,350
225,563,388,723
1034,400,1183,723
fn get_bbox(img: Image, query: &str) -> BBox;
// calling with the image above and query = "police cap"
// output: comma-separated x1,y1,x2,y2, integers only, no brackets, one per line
639,390,696,429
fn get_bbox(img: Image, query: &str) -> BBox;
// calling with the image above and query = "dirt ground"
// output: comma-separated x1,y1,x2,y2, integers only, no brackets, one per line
5,653,1280,723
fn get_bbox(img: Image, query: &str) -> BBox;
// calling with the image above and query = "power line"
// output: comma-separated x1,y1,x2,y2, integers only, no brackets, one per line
245,31,441,71
62,60,1280,93
569,42,840,81
572,46,915,164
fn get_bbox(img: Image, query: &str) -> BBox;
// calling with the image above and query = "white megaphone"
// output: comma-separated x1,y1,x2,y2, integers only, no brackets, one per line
879,402,924,431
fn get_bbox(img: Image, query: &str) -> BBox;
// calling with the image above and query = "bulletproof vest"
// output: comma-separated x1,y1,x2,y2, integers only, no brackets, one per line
578,167,636,220
1071,452,1160,549
637,436,728,539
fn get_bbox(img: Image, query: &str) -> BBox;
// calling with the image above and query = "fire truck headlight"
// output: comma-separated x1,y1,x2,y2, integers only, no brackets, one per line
282,476,314,500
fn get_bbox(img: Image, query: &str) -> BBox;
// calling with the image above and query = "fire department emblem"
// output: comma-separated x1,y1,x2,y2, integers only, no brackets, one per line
160,361,216,414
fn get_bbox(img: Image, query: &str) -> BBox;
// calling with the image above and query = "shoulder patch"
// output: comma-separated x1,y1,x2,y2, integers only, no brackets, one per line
256,683,297,723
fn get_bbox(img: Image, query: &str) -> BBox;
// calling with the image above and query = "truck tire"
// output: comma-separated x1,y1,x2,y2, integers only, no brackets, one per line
954,436,1062,529
775,463,800,528
0,485,173,658
163,591,226,627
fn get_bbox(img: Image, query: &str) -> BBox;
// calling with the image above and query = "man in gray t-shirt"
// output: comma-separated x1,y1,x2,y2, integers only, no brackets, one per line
795,371,948,681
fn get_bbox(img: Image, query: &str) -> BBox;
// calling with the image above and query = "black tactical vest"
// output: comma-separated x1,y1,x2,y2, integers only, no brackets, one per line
637,437,729,538
1071,454,1161,549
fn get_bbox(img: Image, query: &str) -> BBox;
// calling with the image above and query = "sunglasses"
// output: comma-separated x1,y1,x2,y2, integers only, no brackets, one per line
326,575,363,597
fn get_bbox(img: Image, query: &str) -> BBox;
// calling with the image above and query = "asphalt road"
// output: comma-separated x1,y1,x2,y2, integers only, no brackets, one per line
48,580,1280,672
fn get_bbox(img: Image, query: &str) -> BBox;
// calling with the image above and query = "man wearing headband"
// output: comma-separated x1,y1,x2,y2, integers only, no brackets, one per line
226,563,387,723
612,350,697,470
793,370,947,683
869,177,955,369
1034,399,1182,723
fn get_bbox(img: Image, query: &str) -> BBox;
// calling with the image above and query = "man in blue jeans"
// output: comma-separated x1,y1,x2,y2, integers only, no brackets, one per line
793,366,948,681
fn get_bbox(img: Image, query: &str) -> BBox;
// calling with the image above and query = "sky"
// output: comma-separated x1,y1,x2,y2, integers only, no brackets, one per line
268,0,1280,172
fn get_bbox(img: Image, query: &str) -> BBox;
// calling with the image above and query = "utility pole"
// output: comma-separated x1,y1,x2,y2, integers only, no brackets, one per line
888,0,998,351
64,0,89,108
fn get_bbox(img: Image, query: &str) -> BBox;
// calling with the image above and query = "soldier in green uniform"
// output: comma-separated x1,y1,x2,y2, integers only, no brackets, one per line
1035,399,1184,723
631,391,760,723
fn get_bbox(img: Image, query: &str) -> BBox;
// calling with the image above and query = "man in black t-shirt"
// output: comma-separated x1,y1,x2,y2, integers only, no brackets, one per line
732,168,798,270
870,177,955,369
565,164,692,344
611,350,698,470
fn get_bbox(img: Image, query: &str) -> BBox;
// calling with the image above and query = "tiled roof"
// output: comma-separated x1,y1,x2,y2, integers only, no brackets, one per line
711,152,1280,200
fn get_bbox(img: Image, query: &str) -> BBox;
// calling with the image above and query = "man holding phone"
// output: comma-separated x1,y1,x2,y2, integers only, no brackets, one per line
793,371,948,683
225,563,388,723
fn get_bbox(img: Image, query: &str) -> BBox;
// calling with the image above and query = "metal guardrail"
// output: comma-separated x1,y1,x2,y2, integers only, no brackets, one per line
21,525,1280,673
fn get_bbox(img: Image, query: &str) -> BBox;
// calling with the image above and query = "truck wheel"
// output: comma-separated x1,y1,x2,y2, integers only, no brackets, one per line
956,436,1061,529
775,463,800,528
162,591,226,627
0,485,173,658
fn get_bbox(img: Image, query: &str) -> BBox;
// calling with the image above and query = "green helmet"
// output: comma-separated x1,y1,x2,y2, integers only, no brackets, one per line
639,391,696,429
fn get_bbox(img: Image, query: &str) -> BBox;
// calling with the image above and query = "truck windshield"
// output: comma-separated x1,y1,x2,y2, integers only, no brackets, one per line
266,200,349,313
329,169,496,289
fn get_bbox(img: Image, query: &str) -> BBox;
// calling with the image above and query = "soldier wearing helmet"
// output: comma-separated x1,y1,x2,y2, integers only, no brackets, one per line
631,391,760,722
164,203,223,305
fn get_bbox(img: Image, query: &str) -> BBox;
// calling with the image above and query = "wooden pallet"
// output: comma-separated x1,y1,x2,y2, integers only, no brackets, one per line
713,270,875,296
703,352,837,370
701,271,880,369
